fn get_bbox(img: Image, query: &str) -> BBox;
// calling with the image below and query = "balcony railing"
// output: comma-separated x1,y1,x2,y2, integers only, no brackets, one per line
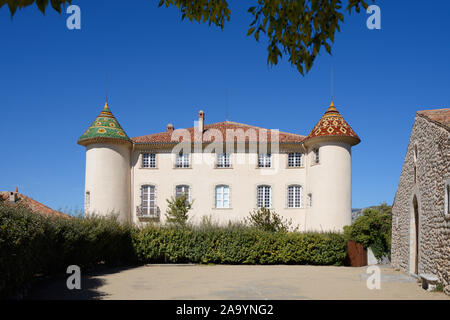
136,206,160,220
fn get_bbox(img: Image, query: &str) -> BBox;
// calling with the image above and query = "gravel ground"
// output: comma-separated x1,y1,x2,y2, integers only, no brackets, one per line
27,264,450,300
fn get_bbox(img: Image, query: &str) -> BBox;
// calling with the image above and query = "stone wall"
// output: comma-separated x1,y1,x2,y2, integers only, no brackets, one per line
391,114,450,295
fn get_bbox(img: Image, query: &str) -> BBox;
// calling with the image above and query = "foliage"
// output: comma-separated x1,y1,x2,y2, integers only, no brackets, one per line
343,203,392,260
434,282,444,292
1,0,374,76
0,0,72,16
165,195,192,228
161,0,373,75
158,0,230,29
244,207,297,233
132,224,347,266
0,202,136,298
247,0,371,75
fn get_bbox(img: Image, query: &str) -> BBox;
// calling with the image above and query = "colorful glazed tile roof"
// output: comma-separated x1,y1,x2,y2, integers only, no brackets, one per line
305,102,360,146
132,121,306,144
77,102,131,146
417,108,450,128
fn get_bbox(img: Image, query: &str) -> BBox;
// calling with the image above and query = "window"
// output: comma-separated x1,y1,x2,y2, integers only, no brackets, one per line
413,144,418,184
414,165,417,184
141,185,157,216
215,185,230,208
85,191,90,212
288,153,303,167
257,185,272,208
287,185,302,208
258,153,272,168
307,193,312,207
447,184,450,215
446,180,450,218
217,153,231,168
142,153,156,168
313,148,320,164
176,185,191,203
176,152,190,168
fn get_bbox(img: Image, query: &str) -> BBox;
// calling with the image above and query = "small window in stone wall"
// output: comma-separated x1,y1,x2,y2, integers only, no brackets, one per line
413,144,418,185
414,165,417,185
445,180,450,218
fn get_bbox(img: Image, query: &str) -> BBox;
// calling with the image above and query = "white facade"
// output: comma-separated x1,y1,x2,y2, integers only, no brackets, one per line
80,104,360,232
84,143,131,223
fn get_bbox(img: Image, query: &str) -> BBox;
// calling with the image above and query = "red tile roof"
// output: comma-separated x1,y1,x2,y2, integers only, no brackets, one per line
417,108,450,128
304,102,360,146
0,192,70,218
132,121,306,144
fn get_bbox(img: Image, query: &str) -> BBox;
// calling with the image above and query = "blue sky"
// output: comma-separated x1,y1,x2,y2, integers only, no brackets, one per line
0,0,449,213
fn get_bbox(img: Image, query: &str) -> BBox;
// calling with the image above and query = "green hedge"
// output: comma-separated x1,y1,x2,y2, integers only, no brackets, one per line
132,226,347,266
0,203,347,298
0,203,135,299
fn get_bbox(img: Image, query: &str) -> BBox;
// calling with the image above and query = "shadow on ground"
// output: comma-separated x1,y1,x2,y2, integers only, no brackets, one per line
25,265,138,300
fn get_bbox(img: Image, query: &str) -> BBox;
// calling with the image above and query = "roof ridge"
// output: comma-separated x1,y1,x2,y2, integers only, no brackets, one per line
133,121,305,140
0,192,68,217
416,109,450,130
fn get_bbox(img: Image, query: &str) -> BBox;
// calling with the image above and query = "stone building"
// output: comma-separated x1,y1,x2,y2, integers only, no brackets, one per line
77,101,360,232
391,108,450,295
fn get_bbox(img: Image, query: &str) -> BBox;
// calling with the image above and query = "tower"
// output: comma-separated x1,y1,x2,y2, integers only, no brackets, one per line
77,102,131,223
304,101,360,232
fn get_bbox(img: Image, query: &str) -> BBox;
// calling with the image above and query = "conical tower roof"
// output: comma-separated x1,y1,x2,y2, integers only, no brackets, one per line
77,102,131,146
304,101,360,146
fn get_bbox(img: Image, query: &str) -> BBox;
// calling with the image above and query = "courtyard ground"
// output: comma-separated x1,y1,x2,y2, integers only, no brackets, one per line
27,265,449,300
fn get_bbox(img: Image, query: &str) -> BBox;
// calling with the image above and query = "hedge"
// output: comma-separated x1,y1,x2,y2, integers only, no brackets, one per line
0,203,135,299
132,226,347,265
0,202,347,298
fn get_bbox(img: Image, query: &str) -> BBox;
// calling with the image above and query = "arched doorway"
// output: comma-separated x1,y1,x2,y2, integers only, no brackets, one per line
410,195,420,274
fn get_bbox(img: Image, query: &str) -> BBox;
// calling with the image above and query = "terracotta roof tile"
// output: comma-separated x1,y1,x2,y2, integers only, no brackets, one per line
0,192,70,218
417,108,450,128
132,121,305,144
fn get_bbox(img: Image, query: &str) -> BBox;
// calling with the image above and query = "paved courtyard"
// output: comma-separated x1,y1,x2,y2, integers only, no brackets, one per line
27,265,449,300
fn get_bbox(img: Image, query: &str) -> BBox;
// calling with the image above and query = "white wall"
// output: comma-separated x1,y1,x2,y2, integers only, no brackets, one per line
131,151,310,230
306,141,352,232
83,141,353,232
85,143,131,223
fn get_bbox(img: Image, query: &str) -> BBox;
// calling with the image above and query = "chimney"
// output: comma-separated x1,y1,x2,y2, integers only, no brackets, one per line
198,110,205,133
9,191,18,204
166,123,174,133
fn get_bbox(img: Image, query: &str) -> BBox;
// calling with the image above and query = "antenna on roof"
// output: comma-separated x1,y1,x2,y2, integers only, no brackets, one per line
106,72,109,104
225,89,229,121
330,64,334,102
